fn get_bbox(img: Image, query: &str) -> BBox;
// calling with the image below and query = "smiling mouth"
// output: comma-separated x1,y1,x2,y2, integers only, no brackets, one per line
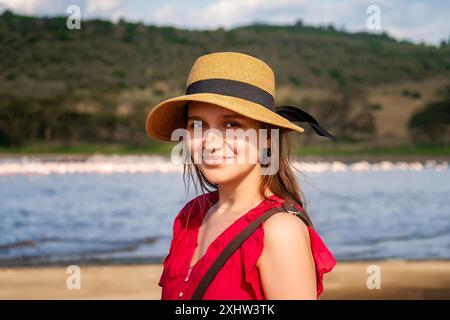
202,156,234,164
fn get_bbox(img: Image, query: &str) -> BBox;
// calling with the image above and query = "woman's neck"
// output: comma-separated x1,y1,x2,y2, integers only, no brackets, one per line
215,165,273,216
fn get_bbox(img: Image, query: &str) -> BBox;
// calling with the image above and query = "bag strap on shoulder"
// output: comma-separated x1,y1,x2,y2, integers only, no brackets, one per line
280,201,310,227
190,201,308,300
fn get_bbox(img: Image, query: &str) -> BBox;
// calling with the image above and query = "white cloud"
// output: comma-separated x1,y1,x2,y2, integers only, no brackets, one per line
0,0,83,16
151,0,309,29
0,0,40,14
0,0,126,19
85,0,123,15
377,1,450,44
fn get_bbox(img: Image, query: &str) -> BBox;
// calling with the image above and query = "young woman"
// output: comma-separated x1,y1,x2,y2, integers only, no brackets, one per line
146,52,336,300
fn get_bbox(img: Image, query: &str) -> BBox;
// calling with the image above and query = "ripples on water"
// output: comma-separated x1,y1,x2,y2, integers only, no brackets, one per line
0,155,448,266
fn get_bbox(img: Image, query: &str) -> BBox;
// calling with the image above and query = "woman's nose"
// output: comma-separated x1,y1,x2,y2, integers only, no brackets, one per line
203,128,224,152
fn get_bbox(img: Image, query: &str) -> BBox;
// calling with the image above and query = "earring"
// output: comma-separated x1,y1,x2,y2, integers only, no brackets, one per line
261,147,271,167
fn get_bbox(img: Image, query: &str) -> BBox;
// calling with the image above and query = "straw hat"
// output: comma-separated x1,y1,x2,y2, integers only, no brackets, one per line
145,51,336,142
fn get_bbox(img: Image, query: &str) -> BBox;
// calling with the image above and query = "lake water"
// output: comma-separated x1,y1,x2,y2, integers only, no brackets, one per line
0,155,449,266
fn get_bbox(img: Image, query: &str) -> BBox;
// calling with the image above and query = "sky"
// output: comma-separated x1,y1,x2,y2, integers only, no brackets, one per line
0,0,449,45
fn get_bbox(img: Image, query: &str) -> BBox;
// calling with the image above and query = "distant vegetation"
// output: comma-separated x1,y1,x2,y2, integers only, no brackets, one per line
409,86,450,146
0,11,449,151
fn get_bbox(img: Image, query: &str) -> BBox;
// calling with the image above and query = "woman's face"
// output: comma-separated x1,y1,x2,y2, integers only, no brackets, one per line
186,101,268,185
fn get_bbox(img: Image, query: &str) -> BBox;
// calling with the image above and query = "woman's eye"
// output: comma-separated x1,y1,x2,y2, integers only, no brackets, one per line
225,121,239,128
189,121,240,129
190,121,204,129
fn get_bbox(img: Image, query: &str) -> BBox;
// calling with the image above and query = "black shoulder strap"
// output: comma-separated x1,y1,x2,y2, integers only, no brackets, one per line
190,201,308,300
280,201,310,227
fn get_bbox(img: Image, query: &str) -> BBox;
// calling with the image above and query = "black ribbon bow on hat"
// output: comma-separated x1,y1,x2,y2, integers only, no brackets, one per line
275,105,337,140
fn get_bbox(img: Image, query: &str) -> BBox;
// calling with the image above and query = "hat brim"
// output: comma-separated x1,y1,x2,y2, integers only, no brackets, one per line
145,93,305,142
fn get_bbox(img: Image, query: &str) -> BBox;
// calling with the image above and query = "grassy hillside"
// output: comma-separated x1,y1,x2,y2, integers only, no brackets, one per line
0,10,449,152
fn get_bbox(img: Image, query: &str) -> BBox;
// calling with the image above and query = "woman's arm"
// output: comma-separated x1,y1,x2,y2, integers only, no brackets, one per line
257,212,317,299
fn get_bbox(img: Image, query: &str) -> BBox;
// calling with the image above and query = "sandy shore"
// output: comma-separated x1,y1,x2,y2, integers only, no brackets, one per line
1,260,449,300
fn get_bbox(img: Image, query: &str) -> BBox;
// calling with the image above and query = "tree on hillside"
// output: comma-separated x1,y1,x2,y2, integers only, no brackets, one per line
408,86,450,146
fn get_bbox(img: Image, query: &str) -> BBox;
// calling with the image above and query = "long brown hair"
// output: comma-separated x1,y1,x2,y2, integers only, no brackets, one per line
181,102,314,228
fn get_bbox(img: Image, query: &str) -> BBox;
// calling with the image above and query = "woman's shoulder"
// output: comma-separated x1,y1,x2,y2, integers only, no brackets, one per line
261,197,309,236
259,200,336,298
261,211,311,258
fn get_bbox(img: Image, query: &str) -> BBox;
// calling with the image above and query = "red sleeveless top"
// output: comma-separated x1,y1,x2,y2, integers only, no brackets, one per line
158,190,336,300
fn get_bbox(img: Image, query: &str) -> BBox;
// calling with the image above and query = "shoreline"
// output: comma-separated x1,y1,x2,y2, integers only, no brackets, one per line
1,257,449,269
1,259,449,299
0,142,448,163
0,153,449,164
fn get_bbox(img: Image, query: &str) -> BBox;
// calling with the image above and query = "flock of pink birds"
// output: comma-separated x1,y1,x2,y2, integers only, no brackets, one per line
0,156,447,176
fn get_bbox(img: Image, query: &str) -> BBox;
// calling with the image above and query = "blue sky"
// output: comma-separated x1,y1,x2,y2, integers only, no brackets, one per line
0,0,449,45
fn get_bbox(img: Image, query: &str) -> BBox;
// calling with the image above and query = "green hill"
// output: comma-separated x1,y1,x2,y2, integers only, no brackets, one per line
0,10,449,151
